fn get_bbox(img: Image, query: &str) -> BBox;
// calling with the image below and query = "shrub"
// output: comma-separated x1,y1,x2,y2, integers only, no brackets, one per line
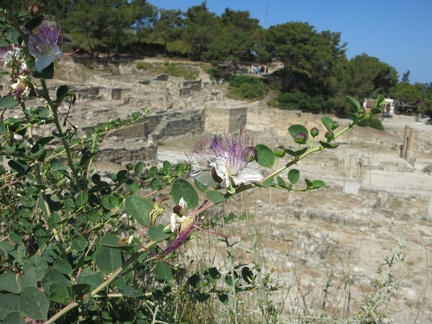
228,75,267,100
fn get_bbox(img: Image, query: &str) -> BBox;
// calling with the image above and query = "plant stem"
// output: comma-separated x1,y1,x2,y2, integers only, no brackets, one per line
40,79,82,191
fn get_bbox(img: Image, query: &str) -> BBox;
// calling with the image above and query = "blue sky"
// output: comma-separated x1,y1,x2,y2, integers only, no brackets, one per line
150,0,432,84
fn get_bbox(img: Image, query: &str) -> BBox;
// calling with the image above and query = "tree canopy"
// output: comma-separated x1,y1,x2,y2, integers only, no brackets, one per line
8,0,430,116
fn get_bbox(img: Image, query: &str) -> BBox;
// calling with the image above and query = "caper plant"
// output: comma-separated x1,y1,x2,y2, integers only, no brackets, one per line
0,5,386,323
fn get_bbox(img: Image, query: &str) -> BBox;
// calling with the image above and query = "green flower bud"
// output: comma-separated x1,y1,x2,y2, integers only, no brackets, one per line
201,278,210,286
310,127,319,137
294,132,307,144
332,121,339,130
324,131,334,141
273,146,286,157
125,163,134,171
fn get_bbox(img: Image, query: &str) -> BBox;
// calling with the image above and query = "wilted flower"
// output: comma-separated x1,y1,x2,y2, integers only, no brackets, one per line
28,21,63,71
194,131,263,194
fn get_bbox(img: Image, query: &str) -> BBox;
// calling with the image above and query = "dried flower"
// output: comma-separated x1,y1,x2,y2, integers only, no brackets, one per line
28,21,63,71
194,132,263,194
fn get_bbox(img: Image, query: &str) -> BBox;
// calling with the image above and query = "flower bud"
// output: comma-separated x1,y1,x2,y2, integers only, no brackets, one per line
244,146,256,162
310,127,319,137
294,132,307,144
332,121,339,130
273,146,286,157
29,4,41,16
173,205,182,216
324,131,334,141
201,278,210,286
211,167,223,184
125,163,134,171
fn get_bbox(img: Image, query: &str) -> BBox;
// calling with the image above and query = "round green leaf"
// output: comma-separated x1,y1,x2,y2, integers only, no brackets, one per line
288,169,300,184
71,234,87,252
75,192,88,206
42,268,71,293
154,261,173,282
19,286,50,321
206,190,229,203
312,180,325,189
0,96,18,108
54,259,72,275
82,274,105,289
94,242,122,273
254,144,275,168
125,196,153,225
171,178,199,209
101,195,119,210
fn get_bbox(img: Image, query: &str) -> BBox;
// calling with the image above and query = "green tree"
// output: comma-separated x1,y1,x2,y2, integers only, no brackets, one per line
204,8,262,63
153,9,184,53
260,22,345,94
390,82,423,105
64,0,155,57
182,2,220,60
344,54,398,99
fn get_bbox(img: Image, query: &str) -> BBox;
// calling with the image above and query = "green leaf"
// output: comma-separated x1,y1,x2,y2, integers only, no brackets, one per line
24,15,44,30
48,283,69,303
171,178,199,209
56,85,69,102
0,96,18,108
134,161,144,176
8,160,30,175
346,96,361,112
319,141,339,149
194,177,208,193
42,268,71,293
0,294,19,321
71,234,87,252
23,256,48,281
206,190,230,203
321,116,334,132
101,195,119,210
71,283,90,300
218,293,229,305
3,27,20,45
33,62,54,79
276,176,286,187
125,196,153,225
75,192,88,206
154,261,173,282
82,274,104,289
21,267,37,289
148,225,173,242
0,122,6,135
54,259,73,275
288,124,309,142
288,169,300,184
3,311,25,324
261,176,274,188
50,158,67,170
254,144,275,168
312,180,325,189
48,212,61,229
285,147,308,157
30,106,50,119
19,286,50,321
94,241,122,273
0,272,20,294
